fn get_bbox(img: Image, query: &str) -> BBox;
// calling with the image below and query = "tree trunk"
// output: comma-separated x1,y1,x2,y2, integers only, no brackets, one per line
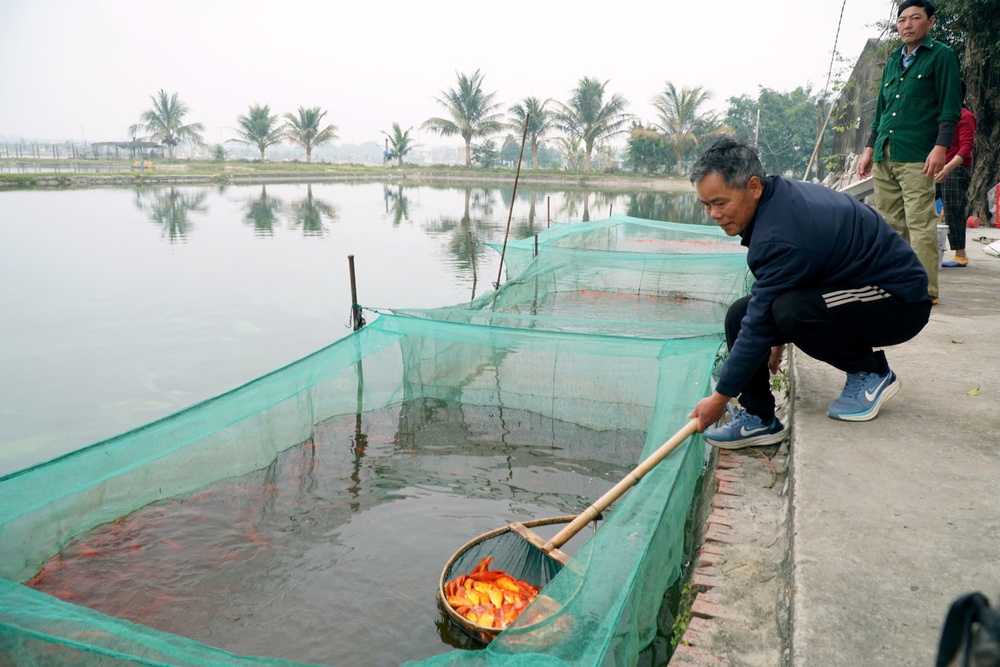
465,140,472,167
965,36,1000,225
531,141,539,169
584,140,593,172
971,121,1000,224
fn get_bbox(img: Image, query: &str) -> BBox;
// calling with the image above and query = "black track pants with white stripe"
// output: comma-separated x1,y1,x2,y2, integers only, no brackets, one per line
724,287,932,420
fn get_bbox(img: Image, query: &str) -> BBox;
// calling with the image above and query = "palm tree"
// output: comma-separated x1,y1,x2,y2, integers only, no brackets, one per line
422,70,505,167
232,104,284,161
652,82,728,175
556,135,586,171
139,89,205,159
283,106,338,163
554,77,630,172
382,122,416,166
508,97,554,169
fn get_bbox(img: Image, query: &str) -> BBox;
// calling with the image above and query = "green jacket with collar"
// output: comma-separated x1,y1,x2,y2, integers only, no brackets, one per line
869,35,961,163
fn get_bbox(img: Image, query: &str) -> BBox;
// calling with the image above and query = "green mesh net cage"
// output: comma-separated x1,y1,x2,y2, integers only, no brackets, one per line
0,216,749,666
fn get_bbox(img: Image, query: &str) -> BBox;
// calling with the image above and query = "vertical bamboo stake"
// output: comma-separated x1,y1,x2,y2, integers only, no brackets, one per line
467,230,478,300
494,113,529,289
348,255,364,331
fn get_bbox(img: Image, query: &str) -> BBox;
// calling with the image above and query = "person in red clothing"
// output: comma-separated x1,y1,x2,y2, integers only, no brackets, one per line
935,81,978,266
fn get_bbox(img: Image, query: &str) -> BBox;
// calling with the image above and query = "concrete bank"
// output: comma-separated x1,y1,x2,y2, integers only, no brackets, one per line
675,226,1000,666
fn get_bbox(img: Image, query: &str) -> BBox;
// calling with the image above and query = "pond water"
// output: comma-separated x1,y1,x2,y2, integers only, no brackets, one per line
28,398,646,666
0,181,708,476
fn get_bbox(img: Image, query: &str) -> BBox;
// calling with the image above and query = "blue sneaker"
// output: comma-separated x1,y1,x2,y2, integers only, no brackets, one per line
827,369,900,421
704,406,787,449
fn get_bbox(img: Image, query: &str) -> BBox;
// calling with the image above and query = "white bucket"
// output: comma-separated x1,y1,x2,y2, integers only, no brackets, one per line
937,223,948,266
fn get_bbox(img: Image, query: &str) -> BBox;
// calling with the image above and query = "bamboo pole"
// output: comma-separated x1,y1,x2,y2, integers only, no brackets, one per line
348,255,365,331
467,230,478,300
494,114,529,289
803,101,836,181
541,419,699,553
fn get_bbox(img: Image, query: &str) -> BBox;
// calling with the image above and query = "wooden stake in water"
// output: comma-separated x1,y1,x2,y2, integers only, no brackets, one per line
494,113,529,289
348,255,365,331
467,230,478,300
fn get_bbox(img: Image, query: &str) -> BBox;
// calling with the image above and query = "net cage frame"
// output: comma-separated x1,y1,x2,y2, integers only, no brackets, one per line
0,216,748,666
494,213,744,257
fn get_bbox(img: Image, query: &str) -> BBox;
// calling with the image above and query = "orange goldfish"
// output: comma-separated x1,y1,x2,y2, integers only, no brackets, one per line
443,556,540,630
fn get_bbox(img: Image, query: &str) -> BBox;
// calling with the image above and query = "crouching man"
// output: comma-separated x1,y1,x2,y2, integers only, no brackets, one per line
688,138,932,448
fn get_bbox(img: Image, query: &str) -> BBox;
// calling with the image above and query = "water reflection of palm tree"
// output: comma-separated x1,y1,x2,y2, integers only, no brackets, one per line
135,186,208,242
425,187,500,274
468,188,496,219
383,184,410,225
558,190,592,222
625,192,706,224
287,184,338,236
498,188,545,240
556,190,619,222
243,184,284,236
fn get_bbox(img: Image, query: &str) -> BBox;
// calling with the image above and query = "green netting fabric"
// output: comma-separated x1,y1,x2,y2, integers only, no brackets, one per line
0,217,748,666
394,246,751,339
493,214,742,267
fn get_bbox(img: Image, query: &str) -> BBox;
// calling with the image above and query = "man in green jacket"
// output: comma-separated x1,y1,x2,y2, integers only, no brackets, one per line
856,0,961,304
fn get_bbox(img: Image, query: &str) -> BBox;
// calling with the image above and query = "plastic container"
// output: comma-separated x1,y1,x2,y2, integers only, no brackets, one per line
937,224,948,266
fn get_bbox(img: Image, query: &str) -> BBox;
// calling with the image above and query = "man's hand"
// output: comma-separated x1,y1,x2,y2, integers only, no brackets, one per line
924,145,948,177
768,345,785,374
688,391,731,433
856,147,875,179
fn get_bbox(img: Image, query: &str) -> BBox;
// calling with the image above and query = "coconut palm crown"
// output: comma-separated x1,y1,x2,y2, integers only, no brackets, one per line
382,122,417,166
555,77,631,172
139,89,205,159
652,82,727,174
232,104,284,161
422,70,505,167
508,97,554,169
283,106,338,163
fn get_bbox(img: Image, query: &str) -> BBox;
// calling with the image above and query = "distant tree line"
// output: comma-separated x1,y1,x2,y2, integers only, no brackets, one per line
131,14,998,191
133,76,833,178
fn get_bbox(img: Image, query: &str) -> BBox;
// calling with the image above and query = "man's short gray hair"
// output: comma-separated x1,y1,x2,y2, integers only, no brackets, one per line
689,138,766,189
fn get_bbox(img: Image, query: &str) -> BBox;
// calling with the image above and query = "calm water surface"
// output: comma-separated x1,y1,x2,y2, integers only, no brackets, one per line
0,181,706,475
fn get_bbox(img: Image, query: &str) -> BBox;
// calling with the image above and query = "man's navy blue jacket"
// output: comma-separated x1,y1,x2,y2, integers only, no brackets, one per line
716,175,930,399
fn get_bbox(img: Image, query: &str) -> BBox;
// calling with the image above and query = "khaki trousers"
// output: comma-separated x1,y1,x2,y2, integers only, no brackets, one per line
871,145,938,298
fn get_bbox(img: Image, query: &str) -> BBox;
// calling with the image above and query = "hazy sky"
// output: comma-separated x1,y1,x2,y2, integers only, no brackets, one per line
0,0,896,148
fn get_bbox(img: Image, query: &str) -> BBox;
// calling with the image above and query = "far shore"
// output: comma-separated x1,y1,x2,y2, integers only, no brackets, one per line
0,159,697,193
